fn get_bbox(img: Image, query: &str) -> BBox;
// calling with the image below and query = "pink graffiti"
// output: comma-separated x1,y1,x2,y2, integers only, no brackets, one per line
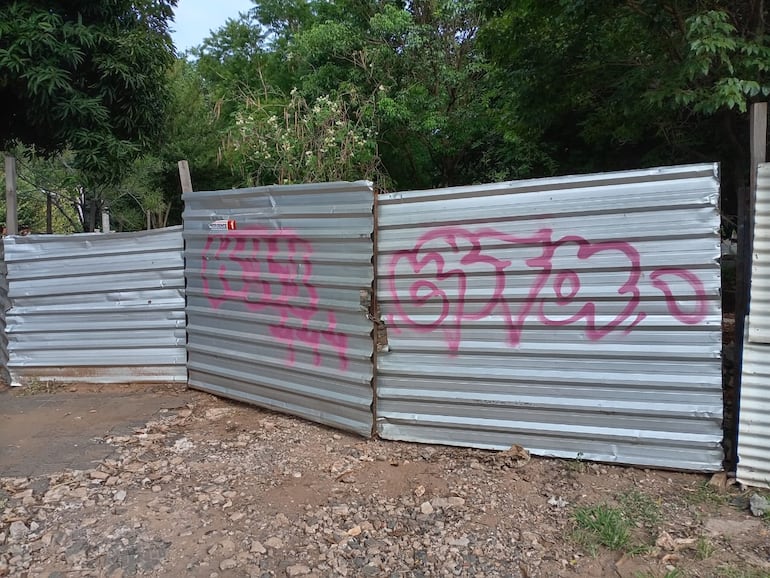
201,227,348,370
650,268,709,324
388,227,709,353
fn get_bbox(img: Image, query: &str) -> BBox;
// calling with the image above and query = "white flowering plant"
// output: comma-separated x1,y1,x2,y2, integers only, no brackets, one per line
228,89,388,187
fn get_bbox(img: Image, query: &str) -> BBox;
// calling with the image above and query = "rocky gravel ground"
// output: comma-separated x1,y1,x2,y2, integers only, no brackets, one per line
2,387,770,578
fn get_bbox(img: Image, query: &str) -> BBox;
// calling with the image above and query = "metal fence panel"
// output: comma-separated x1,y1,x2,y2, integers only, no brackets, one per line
737,340,770,488
183,182,375,437
749,164,770,343
376,164,723,471
738,163,770,487
0,240,9,385
4,227,186,385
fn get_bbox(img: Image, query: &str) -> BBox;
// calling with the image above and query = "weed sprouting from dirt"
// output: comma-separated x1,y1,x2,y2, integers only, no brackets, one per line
634,568,685,578
15,379,61,396
684,480,729,506
566,452,588,474
572,488,665,555
618,489,661,528
572,504,631,551
716,566,770,578
696,535,715,560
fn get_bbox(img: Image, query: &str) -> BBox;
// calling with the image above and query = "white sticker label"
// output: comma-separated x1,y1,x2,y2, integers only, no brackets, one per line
209,219,236,231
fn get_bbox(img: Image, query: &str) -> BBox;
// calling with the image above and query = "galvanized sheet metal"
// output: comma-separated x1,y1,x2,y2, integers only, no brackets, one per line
183,182,375,437
4,227,186,385
0,239,9,385
376,164,723,470
738,340,770,488
738,163,770,488
749,164,770,343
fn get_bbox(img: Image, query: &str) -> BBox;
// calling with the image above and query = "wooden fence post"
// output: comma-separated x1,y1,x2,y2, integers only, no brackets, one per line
750,103,768,220
4,155,17,235
178,160,193,195
46,193,53,234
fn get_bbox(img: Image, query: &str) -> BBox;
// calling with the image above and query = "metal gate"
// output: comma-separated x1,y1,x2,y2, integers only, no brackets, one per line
184,182,376,436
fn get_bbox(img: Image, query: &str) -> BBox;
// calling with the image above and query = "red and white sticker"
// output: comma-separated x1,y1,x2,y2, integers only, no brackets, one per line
208,219,237,231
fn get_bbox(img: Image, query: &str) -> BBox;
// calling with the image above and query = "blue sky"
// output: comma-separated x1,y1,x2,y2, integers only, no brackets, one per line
171,0,255,53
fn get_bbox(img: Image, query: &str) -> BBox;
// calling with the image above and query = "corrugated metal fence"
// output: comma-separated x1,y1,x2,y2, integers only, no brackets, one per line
3,227,186,385
183,182,375,436
0,166,727,473
738,163,770,488
0,240,9,385
376,164,723,470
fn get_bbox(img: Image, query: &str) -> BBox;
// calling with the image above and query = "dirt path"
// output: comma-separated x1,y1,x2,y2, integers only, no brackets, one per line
1,385,769,577
0,384,192,477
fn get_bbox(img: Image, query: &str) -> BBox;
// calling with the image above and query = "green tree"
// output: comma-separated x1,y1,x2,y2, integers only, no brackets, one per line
248,0,504,189
2,148,83,234
479,0,770,214
0,0,178,229
154,60,239,224
4,147,180,233
190,12,268,104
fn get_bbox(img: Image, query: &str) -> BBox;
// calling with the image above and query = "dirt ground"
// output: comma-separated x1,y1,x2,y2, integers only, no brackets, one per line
1,383,769,578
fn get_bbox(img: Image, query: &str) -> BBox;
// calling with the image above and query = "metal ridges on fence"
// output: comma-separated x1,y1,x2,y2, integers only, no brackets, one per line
3,227,186,385
376,164,723,471
738,340,770,488
748,164,770,344
183,182,375,437
0,239,9,385
738,163,770,488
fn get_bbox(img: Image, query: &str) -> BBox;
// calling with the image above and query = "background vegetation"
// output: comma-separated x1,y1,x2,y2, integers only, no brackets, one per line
2,0,768,232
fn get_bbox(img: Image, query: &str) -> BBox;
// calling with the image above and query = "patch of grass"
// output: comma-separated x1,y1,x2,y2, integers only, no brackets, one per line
684,480,728,506
15,379,61,396
566,451,588,474
573,504,631,550
715,566,770,578
634,570,685,578
696,535,714,560
570,527,599,557
572,490,664,556
624,543,655,556
618,489,661,527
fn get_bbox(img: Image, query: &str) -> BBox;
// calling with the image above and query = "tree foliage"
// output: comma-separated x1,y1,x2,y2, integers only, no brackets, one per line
479,0,770,205
7,0,766,230
235,0,506,189
229,89,385,185
0,0,178,179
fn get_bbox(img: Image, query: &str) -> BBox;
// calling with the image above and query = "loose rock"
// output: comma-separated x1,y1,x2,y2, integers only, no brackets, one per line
265,537,283,549
8,521,28,541
749,493,770,517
